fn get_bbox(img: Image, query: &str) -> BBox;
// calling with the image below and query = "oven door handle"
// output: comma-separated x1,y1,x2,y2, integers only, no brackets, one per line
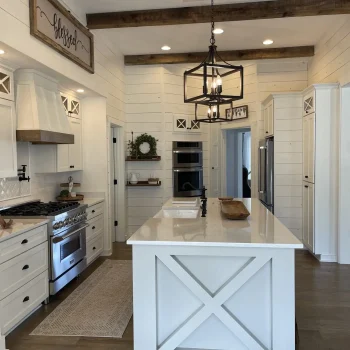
52,224,89,244
173,150,203,154
173,168,203,173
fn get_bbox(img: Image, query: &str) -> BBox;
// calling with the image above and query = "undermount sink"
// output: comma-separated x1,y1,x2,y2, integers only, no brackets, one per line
155,209,200,219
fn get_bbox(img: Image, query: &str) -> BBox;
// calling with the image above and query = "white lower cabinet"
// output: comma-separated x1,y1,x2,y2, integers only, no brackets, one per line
0,224,49,336
86,201,105,266
302,182,314,252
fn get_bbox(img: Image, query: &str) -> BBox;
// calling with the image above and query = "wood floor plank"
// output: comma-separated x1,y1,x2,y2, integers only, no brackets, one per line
5,245,350,350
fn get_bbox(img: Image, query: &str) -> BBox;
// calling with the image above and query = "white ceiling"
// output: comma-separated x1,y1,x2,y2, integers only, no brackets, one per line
99,15,349,55
66,0,273,13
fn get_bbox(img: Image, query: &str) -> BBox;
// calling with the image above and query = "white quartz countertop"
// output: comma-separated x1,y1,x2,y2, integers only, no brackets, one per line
127,198,303,248
80,198,104,207
0,219,49,243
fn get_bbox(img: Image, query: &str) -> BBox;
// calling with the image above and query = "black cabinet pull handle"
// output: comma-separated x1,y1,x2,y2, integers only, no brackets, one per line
304,185,309,188
22,265,29,270
92,210,95,214
23,296,30,303
92,226,96,230
305,176,309,179
93,247,96,250
70,165,75,169
21,239,28,245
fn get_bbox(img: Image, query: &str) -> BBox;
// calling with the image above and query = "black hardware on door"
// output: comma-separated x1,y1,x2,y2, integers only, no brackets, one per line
70,166,75,169
114,179,118,185
22,265,29,270
93,247,96,250
305,176,309,179
115,221,118,227
304,185,309,188
92,210,95,214
92,226,96,230
21,239,28,245
23,296,30,303
113,137,117,144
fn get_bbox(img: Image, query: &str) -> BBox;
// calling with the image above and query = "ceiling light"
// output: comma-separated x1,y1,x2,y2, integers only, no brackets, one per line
77,89,84,93
213,28,224,34
184,0,244,124
0,50,5,55
263,39,274,45
161,45,171,51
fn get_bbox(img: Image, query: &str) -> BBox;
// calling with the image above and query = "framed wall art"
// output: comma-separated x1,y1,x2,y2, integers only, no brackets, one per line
29,0,95,74
225,105,249,121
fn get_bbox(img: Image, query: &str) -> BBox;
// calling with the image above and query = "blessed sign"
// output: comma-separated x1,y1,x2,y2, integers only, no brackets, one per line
30,0,94,74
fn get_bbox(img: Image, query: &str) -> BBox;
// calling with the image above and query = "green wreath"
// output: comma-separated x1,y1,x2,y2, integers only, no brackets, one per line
128,133,158,159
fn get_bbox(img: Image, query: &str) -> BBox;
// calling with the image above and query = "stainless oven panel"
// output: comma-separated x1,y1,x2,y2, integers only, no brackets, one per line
173,168,203,197
173,149,203,168
50,224,87,280
173,141,203,151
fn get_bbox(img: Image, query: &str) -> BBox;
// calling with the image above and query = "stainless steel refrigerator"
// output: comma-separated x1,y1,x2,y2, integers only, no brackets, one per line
258,138,274,213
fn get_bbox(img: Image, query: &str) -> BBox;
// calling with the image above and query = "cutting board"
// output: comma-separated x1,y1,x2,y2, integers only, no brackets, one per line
220,200,250,220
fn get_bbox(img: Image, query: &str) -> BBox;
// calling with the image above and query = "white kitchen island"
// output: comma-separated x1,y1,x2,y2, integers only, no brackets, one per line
127,198,303,350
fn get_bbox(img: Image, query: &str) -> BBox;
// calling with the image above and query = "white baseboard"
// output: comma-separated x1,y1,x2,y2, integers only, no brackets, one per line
320,254,337,263
101,249,112,257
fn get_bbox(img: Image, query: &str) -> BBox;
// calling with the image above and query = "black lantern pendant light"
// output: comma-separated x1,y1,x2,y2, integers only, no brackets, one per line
184,0,244,123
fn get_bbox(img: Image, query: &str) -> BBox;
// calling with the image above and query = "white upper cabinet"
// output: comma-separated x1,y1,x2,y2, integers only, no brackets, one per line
303,90,315,116
173,114,201,133
0,99,17,178
68,118,83,170
0,66,14,101
302,113,315,183
262,99,274,137
60,92,81,119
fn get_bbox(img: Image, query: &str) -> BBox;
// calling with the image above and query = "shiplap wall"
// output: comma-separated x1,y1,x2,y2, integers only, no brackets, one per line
308,16,350,86
125,65,210,236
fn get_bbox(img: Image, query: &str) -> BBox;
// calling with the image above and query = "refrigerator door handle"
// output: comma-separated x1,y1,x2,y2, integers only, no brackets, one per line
259,146,266,194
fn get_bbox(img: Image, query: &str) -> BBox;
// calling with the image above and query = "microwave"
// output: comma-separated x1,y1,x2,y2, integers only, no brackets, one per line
173,141,203,168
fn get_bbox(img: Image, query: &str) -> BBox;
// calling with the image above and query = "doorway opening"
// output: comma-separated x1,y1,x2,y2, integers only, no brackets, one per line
225,128,252,198
108,122,126,243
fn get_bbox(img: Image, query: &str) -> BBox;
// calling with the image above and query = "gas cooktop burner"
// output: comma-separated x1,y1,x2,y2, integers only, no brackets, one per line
0,201,80,217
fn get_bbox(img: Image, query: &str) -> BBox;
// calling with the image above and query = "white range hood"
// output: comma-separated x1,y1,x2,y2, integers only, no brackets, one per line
15,69,74,144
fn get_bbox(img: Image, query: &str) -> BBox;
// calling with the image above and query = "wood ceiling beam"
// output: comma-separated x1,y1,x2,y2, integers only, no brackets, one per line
124,46,314,66
87,0,350,29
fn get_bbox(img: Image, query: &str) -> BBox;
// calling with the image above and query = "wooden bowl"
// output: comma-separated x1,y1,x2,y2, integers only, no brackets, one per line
220,200,250,220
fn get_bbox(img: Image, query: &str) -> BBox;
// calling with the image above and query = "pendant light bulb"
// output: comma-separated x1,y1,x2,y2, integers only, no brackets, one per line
213,106,217,118
217,75,222,94
207,107,211,118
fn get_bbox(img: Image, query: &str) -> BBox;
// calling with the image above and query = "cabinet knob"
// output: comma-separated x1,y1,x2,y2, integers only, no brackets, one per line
92,226,96,230
21,239,28,245
93,247,96,251
22,265,29,270
304,185,309,188
70,166,75,169
92,210,95,214
305,176,309,179
266,131,268,134
23,296,30,303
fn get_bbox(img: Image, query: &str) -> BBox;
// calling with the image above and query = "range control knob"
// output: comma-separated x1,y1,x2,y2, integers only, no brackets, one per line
64,219,69,226
58,222,64,228
53,223,60,230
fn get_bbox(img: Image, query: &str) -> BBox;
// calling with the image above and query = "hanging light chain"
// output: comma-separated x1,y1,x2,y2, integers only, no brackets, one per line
210,0,216,45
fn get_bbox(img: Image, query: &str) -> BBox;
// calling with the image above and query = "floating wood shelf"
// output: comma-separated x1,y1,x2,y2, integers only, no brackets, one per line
126,156,161,162
126,181,162,187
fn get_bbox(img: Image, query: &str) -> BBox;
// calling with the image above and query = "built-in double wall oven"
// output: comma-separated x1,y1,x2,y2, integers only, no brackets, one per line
173,141,203,197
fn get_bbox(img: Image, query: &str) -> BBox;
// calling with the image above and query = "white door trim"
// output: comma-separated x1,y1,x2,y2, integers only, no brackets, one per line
107,118,126,243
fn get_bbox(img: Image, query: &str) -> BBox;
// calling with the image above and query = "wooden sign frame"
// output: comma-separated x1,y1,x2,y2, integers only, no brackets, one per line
29,0,95,74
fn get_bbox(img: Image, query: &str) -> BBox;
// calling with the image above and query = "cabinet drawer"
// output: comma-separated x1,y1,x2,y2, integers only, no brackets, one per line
87,234,103,265
0,225,47,264
86,202,104,220
1,271,48,335
0,243,48,300
86,215,104,242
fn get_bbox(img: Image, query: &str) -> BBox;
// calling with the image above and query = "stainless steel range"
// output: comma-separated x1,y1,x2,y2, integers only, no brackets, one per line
0,200,88,296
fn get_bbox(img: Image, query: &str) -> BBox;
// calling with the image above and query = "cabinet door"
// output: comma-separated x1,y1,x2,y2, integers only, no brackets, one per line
69,118,83,171
267,101,274,137
302,117,309,181
263,107,269,137
0,100,17,178
70,97,81,119
57,144,70,172
308,113,315,183
0,67,14,101
173,115,188,132
60,93,70,117
189,119,201,133
302,182,315,252
303,90,315,116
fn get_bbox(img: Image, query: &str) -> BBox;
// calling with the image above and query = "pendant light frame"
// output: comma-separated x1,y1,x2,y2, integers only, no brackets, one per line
183,0,244,123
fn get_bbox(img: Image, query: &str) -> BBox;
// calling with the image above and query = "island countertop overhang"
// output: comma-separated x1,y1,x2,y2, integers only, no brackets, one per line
127,198,303,249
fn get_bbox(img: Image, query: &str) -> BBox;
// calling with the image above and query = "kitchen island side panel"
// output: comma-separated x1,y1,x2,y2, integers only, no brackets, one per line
132,244,295,350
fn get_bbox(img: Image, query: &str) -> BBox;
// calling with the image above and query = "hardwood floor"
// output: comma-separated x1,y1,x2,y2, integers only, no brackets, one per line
5,245,350,349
